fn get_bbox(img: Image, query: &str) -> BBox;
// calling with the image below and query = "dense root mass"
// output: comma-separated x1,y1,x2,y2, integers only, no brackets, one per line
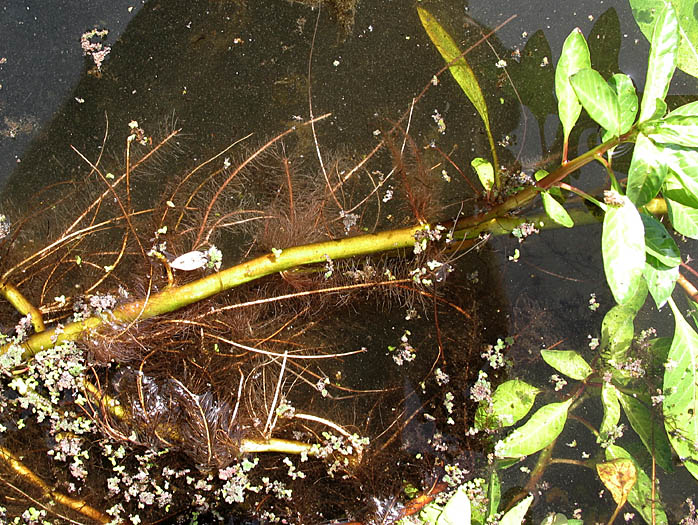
0,122,500,523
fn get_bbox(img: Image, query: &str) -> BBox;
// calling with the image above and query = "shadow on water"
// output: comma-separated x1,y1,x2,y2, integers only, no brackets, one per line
0,0,697,523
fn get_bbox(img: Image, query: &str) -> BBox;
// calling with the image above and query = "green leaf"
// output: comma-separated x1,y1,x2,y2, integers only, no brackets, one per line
637,4,679,122
663,170,698,208
630,0,698,79
475,379,541,430
669,100,698,117
541,192,574,228
666,197,698,239
641,214,681,268
600,305,635,371
626,133,667,206
555,29,591,142
540,349,593,380
486,470,500,521
617,391,674,472
644,114,698,147
499,494,533,525
664,300,698,481
644,262,679,309
436,485,472,525
608,73,639,134
661,145,698,204
495,398,574,458
570,69,621,136
471,158,494,192
605,445,669,525
417,8,496,167
602,196,646,304
599,382,621,443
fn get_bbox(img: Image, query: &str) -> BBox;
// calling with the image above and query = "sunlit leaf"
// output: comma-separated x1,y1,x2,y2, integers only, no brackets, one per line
617,391,674,472
541,191,574,228
666,197,698,239
495,398,574,458
599,382,621,443
626,133,666,206
471,158,494,192
602,196,646,304
475,379,541,430
596,458,637,505
499,494,533,525
641,214,680,268
644,262,679,309
630,0,697,79
570,68,621,136
669,100,698,117
540,349,593,380
608,73,638,134
600,305,635,376
606,445,669,525
436,485,472,525
636,4,679,121
487,470,500,521
555,29,591,142
664,300,698,481
663,170,698,208
660,144,698,204
644,114,698,147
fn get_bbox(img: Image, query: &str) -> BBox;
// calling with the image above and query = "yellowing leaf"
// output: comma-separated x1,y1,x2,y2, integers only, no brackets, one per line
596,458,637,505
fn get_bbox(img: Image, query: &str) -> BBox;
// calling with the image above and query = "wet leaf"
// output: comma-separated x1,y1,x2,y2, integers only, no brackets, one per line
636,3,679,121
471,158,494,192
570,68,621,136
641,214,680,268
541,192,574,228
664,300,698,480
666,197,698,239
630,0,695,79
602,196,646,304
499,494,533,525
495,398,573,458
607,73,638,134
599,382,621,443
596,458,637,505
555,28,591,143
617,391,674,472
606,445,669,525
540,349,593,380
475,379,541,430
627,133,666,206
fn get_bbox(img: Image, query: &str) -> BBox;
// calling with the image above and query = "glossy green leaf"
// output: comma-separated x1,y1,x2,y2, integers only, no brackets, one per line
570,69,621,136
617,391,674,472
663,170,698,208
540,349,593,380
600,305,635,371
637,4,679,122
486,470,500,521
666,197,698,239
669,100,698,117
644,262,679,309
475,379,541,430
436,485,472,525
645,114,698,147
608,73,639,134
500,494,533,525
630,0,698,79
627,133,667,206
495,398,574,458
599,382,621,443
602,196,646,304
418,8,493,153
605,445,669,525
664,300,698,481
541,192,574,228
471,157,494,192
641,214,681,268
555,29,591,142
661,144,698,204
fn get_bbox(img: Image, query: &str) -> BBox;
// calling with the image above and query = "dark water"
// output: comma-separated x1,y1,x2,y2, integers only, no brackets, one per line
1,0,697,522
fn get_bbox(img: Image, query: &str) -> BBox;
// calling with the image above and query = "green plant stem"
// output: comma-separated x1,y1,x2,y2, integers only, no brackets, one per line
0,282,45,333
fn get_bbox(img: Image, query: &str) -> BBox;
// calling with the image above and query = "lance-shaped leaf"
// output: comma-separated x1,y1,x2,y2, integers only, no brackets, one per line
436,485,472,525
495,398,574,458
540,349,593,380
541,191,574,228
486,470,500,521
644,262,679,309
475,379,541,430
599,382,621,443
663,170,698,208
571,68,621,136
638,4,679,122
664,300,698,481
626,133,666,206
600,305,635,377
602,195,646,305
606,445,668,525
555,28,591,143
666,197,698,239
641,213,680,268
644,114,698,147
471,157,494,193
661,146,698,205
499,494,533,525
608,73,638,135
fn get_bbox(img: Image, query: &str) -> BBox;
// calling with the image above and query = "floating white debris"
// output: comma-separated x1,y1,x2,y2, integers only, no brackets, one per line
170,251,208,271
